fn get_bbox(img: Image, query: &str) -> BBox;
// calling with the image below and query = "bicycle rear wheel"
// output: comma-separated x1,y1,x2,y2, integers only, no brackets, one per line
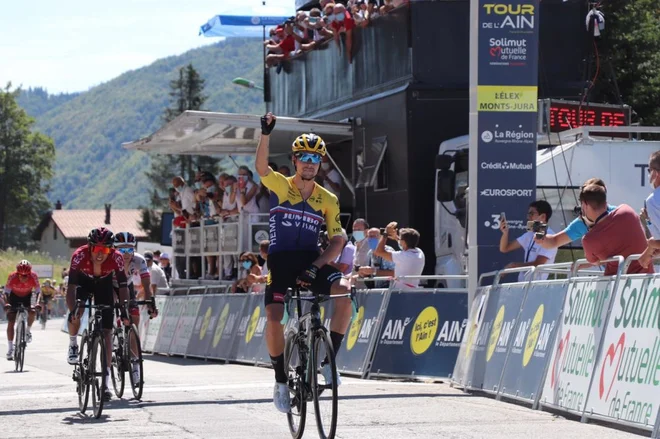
15,319,25,372
285,329,307,439
78,332,90,413
111,328,125,398
311,328,338,439
127,324,144,400
90,334,107,419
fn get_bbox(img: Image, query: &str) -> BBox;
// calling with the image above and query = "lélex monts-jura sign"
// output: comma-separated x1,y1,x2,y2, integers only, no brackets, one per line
476,0,539,277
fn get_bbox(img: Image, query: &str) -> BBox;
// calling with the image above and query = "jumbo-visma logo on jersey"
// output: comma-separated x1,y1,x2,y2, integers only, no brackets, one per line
379,306,466,355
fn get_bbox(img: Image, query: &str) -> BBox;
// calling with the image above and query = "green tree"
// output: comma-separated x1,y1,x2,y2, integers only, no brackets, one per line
143,64,224,238
0,83,56,249
597,0,660,125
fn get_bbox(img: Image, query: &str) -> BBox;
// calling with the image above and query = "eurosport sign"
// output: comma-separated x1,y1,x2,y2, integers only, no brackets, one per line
475,0,539,278
584,277,660,429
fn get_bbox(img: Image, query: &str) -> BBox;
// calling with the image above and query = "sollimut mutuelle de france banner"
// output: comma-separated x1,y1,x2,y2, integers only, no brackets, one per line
476,0,540,277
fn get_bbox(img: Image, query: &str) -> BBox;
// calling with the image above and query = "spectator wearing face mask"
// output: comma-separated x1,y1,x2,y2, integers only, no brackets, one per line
171,176,196,222
218,175,239,280
357,227,396,288
236,166,260,215
329,3,355,63
301,8,334,51
317,155,342,197
351,218,370,269
233,252,262,293
373,222,425,290
159,252,174,283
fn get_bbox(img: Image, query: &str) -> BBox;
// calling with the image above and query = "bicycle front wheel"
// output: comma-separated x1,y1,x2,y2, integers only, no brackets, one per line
285,329,307,439
78,332,90,413
127,324,144,400
111,328,125,398
311,329,338,439
90,334,107,419
15,319,25,372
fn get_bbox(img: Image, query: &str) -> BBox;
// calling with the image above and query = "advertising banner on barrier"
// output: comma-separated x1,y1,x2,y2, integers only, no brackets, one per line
207,294,249,361
451,287,489,386
169,295,203,355
541,278,615,414
477,283,529,393
370,290,468,378
498,281,568,402
152,296,186,353
143,296,168,352
583,276,660,429
186,295,225,358
234,294,270,364
336,290,388,377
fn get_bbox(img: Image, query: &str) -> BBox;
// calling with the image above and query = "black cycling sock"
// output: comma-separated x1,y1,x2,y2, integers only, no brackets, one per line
271,354,287,383
322,331,345,366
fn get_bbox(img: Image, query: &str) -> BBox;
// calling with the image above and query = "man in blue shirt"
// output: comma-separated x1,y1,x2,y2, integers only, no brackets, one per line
535,178,615,249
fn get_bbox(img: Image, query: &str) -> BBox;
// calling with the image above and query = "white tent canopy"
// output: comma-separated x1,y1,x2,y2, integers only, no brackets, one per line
122,111,354,156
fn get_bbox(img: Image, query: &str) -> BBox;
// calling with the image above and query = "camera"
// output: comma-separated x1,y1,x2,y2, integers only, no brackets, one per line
573,206,582,217
379,228,387,236
527,220,548,239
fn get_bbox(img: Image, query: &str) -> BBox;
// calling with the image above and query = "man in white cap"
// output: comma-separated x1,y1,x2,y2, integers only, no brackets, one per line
159,252,173,283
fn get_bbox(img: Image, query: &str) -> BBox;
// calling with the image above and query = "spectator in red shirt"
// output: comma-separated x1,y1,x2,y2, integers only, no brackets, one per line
330,3,355,63
580,184,653,275
266,22,299,68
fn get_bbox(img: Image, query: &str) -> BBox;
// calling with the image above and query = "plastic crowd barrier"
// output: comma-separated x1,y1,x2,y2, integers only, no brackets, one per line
451,258,660,437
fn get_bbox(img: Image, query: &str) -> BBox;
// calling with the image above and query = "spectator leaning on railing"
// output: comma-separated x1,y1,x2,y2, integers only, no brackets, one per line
351,218,370,269
357,227,396,288
373,222,425,290
499,200,557,281
535,178,614,250
329,3,355,63
579,184,653,275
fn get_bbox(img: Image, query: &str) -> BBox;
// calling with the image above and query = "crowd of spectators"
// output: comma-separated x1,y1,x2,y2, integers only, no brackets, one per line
167,161,425,290
265,0,408,68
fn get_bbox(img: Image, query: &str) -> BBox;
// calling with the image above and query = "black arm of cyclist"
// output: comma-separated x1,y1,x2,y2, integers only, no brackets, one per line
313,235,345,268
115,270,130,310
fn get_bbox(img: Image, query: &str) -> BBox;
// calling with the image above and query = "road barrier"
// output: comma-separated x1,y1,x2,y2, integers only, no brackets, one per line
450,258,660,437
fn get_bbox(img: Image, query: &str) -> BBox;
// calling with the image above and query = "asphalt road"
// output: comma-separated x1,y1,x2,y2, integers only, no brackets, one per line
0,319,646,439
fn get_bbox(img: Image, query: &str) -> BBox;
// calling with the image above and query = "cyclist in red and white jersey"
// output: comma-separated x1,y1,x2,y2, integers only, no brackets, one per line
2,260,42,360
66,227,130,401
113,232,158,383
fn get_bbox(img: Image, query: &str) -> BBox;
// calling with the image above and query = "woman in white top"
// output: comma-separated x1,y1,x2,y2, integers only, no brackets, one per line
236,166,260,214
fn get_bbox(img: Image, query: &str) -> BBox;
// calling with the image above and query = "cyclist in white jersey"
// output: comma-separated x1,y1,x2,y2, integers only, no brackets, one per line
113,232,157,383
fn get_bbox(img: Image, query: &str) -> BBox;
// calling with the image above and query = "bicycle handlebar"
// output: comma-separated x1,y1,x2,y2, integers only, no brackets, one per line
280,287,358,326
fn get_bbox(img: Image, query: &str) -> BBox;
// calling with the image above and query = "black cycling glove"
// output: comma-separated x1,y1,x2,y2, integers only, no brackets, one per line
261,114,276,135
297,265,319,286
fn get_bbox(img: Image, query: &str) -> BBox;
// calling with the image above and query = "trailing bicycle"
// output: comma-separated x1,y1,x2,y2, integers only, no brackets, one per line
281,286,358,439
72,299,115,419
110,298,154,400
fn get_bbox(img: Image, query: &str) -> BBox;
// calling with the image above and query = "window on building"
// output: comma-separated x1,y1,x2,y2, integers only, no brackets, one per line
356,136,388,190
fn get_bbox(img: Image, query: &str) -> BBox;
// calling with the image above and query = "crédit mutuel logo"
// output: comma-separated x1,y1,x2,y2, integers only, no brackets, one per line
481,161,533,171
481,124,535,145
482,3,535,31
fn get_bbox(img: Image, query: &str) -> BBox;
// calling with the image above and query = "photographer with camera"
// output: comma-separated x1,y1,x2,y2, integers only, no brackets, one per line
499,200,557,282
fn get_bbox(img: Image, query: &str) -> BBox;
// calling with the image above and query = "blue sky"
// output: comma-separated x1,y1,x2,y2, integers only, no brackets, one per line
0,0,293,94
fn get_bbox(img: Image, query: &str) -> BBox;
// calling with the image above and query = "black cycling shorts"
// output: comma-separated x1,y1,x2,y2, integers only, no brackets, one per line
41,295,53,304
75,275,115,330
6,294,32,319
265,250,343,307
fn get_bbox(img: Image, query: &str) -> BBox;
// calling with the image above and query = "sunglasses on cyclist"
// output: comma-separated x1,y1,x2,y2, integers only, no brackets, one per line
117,247,135,255
294,152,322,164
90,245,113,255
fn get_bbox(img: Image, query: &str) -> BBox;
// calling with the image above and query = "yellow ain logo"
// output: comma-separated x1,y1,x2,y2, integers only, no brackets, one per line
464,322,478,358
199,307,212,340
346,306,365,351
523,305,544,367
486,306,505,362
212,303,230,348
245,306,261,344
320,305,325,323
410,306,439,356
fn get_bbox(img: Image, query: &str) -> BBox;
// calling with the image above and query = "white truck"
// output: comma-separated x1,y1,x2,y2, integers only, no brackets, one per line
434,124,660,287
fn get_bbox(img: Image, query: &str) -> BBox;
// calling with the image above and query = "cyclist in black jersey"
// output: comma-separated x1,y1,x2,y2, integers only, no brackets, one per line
256,113,353,413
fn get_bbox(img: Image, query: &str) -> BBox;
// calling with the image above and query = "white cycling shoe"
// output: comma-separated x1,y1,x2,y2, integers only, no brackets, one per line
322,363,342,386
273,382,291,414
67,345,79,365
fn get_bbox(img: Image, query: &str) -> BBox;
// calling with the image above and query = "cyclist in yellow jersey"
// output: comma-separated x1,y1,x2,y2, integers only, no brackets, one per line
40,280,57,321
256,112,353,414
